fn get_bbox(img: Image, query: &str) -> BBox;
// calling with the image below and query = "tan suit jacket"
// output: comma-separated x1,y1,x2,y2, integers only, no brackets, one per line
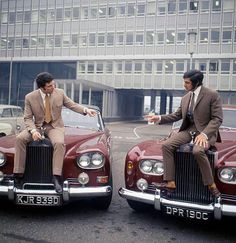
160,86,223,145
24,88,84,132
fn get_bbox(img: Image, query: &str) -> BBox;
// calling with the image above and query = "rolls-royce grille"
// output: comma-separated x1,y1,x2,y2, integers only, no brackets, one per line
23,139,53,184
166,148,215,204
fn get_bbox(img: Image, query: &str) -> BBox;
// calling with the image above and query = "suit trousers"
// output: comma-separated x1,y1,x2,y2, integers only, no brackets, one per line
14,124,65,176
161,125,214,186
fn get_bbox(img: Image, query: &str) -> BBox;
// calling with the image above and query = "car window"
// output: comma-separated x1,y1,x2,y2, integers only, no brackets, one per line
0,108,12,117
12,108,24,117
62,109,102,131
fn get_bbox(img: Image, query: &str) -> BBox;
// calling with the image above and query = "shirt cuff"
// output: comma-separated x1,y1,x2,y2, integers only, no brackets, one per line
83,107,88,115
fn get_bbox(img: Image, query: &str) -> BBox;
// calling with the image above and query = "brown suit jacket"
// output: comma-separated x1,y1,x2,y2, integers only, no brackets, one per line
24,88,84,132
160,86,223,145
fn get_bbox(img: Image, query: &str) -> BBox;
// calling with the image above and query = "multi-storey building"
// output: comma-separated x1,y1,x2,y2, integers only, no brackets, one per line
0,0,236,119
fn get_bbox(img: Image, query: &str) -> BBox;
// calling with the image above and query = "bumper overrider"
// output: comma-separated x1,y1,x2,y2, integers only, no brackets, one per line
0,180,112,206
118,187,236,220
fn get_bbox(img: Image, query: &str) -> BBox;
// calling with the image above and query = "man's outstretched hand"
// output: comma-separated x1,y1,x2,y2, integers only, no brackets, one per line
86,108,97,117
144,114,160,124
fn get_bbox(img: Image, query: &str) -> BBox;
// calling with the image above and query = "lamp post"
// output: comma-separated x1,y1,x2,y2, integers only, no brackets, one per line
188,29,197,70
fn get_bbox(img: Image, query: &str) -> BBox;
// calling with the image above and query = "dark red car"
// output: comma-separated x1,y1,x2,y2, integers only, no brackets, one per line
0,106,112,209
119,106,236,220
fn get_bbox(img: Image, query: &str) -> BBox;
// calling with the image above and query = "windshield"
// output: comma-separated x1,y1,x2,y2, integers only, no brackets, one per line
173,109,236,129
61,109,103,131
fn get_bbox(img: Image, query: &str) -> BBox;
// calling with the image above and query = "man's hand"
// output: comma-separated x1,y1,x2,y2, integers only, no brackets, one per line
86,108,97,117
194,133,209,148
32,131,42,141
145,114,160,124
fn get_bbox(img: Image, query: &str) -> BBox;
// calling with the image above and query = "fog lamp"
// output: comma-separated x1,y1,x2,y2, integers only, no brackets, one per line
137,178,148,191
78,172,89,185
220,168,234,181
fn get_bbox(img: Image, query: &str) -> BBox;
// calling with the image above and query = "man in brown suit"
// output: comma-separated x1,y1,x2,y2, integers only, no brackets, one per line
14,72,97,193
147,70,223,197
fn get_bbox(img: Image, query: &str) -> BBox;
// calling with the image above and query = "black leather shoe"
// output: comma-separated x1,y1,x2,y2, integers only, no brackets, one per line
52,175,62,193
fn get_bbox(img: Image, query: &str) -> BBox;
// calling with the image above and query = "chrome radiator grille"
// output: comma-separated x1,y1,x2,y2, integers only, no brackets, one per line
167,149,215,204
23,139,53,184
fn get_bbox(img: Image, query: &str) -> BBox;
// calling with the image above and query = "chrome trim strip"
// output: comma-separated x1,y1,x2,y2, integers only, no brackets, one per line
118,187,236,220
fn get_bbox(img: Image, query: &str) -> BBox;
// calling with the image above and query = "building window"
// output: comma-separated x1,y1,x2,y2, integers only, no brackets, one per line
212,0,221,11
146,31,154,45
108,6,116,18
157,32,164,44
55,35,62,47
38,37,45,48
155,62,163,74
39,10,46,22
79,35,87,47
78,62,86,73
16,12,23,23
90,8,97,19
96,62,104,74
64,8,71,20
81,7,88,19
168,0,176,14
98,7,106,18
223,0,234,11
24,11,31,23
179,0,187,14
9,12,16,24
125,62,132,73
127,4,135,17
134,62,142,73
106,62,113,73
98,33,105,46
147,1,156,15
126,32,134,45
233,60,236,74
46,36,54,48
71,34,78,47
48,9,55,21
116,62,123,73
165,61,174,74
199,61,207,73
221,60,230,74
56,9,63,21
145,62,152,74
73,7,80,19
137,4,145,16
209,61,218,73
190,1,199,12
201,1,209,12
88,62,95,73
136,32,144,45
63,35,70,47
107,33,114,46
30,37,37,48
211,29,220,43
116,32,124,45
222,30,232,43
89,33,96,46
1,12,8,24
157,2,166,15
117,5,125,17
177,32,186,44
166,30,175,44
200,29,208,43
176,61,184,74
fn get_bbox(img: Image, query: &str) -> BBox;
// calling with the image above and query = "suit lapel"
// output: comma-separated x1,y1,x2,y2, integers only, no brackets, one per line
194,86,205,109
37,89,44,111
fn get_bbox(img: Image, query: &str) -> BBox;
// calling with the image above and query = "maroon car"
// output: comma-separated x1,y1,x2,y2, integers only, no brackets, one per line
119,106,236,220
0,106,112,209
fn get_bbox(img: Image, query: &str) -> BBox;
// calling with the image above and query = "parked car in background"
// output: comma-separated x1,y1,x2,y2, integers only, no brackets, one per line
119,105,236,221
0,105,24,136
0,106,113,209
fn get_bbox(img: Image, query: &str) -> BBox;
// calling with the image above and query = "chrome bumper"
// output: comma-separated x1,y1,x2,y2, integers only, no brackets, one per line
118,187,236,220
0,180,112,202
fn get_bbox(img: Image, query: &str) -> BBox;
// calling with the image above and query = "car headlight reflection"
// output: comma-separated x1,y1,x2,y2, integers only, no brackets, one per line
139,159,164,175
0,152,6,167
219,167,236,184
77,152,105,169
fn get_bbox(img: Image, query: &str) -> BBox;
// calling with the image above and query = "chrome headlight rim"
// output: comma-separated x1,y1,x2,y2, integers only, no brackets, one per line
218,167,236,184
139,159,164,176
0,152,6,167
77,152,105,169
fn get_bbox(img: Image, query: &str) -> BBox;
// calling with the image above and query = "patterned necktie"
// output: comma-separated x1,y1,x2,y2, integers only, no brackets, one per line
44,94,52,123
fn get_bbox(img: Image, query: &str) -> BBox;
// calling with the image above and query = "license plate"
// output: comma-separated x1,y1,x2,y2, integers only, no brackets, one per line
162,205,212,221
16,194,61,206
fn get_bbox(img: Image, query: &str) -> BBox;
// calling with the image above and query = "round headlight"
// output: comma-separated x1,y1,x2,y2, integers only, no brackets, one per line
78,155,90,167
140,160,152,173
220,168,234,181
91,153,103,166
78,172,89,185
0,152,5,166
153,162,164,175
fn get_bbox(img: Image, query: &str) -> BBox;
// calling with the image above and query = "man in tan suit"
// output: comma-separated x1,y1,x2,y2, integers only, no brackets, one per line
14,72,97,193
147,70,223,197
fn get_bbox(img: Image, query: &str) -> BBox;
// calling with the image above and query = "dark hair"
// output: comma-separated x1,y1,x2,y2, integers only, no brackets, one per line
35,72,54,88
183,69,204,88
